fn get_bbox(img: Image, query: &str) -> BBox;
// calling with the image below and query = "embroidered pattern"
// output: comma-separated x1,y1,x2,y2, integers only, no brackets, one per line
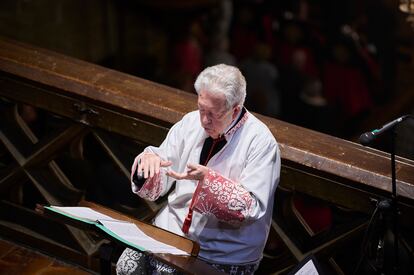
193,169,253,224
224,111,249,140
210,261,260,275
116,248,178,275
149,257,178,274
136,172,162,201
116,248,146,275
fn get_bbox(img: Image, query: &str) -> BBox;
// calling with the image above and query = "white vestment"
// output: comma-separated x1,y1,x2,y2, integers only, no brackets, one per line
131,110,280,265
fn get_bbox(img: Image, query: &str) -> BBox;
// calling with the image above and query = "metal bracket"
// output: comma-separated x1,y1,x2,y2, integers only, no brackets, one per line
73,102,99,124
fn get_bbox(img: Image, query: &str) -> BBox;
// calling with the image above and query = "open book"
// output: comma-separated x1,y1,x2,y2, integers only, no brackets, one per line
45,206,189,256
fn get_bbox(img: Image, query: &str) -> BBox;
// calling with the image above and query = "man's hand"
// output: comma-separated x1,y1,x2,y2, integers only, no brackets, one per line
133,152,172,179
167,163,208,181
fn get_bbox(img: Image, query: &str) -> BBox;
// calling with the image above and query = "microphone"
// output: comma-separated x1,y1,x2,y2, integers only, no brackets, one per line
359,115,409,145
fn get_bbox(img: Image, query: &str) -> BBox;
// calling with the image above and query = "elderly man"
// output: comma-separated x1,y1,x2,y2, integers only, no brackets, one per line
117,64,280,275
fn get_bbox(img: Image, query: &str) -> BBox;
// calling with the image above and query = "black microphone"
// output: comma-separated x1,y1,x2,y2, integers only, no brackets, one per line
359,115,409,145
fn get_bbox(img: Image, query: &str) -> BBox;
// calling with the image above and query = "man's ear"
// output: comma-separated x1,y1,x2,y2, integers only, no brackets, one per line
232,105,241,120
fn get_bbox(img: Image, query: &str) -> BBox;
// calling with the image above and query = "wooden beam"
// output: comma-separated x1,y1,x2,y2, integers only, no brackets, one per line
1,37,412,203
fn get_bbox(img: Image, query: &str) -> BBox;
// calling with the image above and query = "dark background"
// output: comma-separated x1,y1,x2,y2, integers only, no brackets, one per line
1,0,413,158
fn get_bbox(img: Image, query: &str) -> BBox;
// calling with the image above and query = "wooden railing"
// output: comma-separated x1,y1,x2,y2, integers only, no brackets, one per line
1,37,414,274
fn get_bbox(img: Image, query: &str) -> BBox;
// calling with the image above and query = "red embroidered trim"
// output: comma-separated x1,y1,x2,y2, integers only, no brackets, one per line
182,136,224,234
182,178,203,234
182,179,205,233
192,169,253,224
182,111,249,233
224,111,249,140
136,172,162,201
182,205,194,234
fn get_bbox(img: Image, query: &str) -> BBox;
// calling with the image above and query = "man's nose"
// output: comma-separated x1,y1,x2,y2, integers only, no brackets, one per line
201,113,211,125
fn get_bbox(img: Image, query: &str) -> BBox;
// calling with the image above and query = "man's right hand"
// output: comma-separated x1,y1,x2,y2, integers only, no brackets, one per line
132,152,172,179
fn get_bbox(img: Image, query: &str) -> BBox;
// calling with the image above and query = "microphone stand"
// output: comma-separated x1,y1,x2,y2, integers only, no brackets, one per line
354,128,400,274
389,127,399,273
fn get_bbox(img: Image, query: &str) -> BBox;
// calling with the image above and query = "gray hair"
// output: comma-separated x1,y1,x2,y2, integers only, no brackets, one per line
194,64,246,109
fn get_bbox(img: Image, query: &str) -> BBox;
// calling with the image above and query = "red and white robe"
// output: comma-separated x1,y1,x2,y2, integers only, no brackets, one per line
131,109,280,266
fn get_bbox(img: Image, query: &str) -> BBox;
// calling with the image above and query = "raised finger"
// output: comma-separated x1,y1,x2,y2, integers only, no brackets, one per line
141,157,148,178
187,163,198,170
167,170,187,180
136,160,142,178
131,156,140,176
154,160,160,176
160,160,172,167
149,158,156,178
146,158,154,179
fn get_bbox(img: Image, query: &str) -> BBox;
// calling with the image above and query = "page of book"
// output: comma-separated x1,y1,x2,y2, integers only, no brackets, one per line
289,258,320,275
48,206,190,255
50,206,121,222
99,220,189,255
295,260,319,275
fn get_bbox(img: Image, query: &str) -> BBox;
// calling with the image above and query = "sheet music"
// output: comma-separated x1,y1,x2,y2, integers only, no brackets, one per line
50,206,190,255
99,220,189,255
51,206,120,222
293,259,319,275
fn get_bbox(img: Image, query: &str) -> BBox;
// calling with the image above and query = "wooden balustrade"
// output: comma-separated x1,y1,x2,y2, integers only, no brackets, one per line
1,37,414,274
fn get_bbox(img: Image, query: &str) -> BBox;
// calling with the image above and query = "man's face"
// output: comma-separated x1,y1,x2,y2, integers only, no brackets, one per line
198,90,239,139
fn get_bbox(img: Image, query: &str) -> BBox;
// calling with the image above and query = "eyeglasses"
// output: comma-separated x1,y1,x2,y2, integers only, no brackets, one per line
199,106,236,121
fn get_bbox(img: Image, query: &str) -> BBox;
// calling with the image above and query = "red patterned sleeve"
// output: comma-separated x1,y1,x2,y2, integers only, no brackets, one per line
132,172,163,201
192,169,255,224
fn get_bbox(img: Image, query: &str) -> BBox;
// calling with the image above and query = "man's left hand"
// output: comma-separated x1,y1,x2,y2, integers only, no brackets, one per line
167,163,208,181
